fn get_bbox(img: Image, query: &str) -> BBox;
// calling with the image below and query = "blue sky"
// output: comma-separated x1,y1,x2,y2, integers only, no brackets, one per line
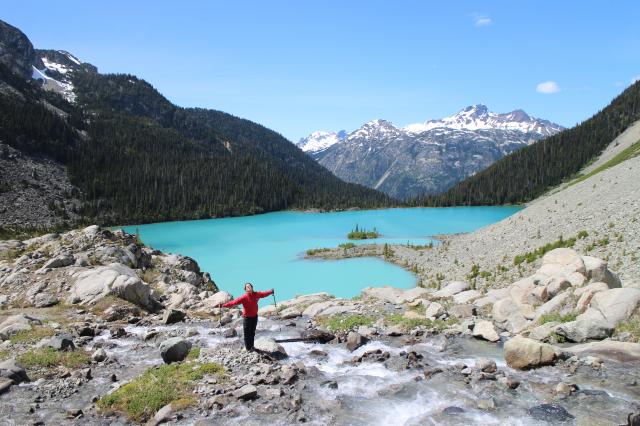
3,1,639,141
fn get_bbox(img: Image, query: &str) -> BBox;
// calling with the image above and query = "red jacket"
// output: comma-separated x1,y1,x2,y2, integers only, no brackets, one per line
222,290,273,317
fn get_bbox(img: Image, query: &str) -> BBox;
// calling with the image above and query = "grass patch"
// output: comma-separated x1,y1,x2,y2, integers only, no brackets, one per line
317,314,375,332
9,326,56,344
187,347,200,360
538,312,578,325
568,139,640,187
615,319,640,342
0,350,9,361
384,313,459,331
98,362,224,422
306,247,331,256
513,232,588,265
338,242,356,250
141,268,161,284
17,347,90,369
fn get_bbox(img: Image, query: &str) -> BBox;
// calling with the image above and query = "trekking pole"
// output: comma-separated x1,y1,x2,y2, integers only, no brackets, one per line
271,290,281,332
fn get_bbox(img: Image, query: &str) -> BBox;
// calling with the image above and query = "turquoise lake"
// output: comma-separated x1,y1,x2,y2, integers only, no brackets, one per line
123,207,520,304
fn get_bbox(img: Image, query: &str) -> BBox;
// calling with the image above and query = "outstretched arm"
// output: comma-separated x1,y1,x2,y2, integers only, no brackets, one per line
222,294,246,308
256,289,274,299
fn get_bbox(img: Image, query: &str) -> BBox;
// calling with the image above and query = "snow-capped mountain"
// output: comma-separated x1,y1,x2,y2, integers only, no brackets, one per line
297,130,347,153
403,104,563,136
299,106,563,199
31,50,92,103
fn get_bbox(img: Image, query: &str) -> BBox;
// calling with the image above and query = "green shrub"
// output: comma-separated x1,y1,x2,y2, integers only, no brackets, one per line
384,313,459,331
339,242,356,250
318,314,374,332
98,362,224,422
538,312,578,325
306,247,331,256
187,347,200,360
347,225,379,240
615,319,640,342
513,233,583,265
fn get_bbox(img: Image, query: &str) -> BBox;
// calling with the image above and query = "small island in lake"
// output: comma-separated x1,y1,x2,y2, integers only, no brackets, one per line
347,225,380,240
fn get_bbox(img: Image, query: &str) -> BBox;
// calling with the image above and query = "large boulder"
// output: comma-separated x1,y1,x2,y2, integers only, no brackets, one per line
555,319,614,343
453,290,482,305
541,248,586,275
201,291,232,309
42,253,75,269
474,288,509,308
472,320,499,342
504,336,557,369
492,299,530,333
254,337,287,359
528,404,574,423
578,288,640,325
302,300,337,317
278,307,302,319
432,281,469,298
233,384,258,401
301,329,335,343
69,264,159,311
582,256,621,288
46,333,75,351
0,314,41,340
361,287,404,303
396,287,430,304
564,341,640,362
532,292,571,324
159,337,192,364
425,302,445,319
528,322,560,342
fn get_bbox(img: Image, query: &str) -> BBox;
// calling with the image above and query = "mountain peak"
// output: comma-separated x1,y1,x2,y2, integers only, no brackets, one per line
404,105,563,136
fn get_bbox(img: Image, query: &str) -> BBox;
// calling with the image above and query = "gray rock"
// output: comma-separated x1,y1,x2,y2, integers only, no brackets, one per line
449,304,475,318
301,329,335,343
528,403,574,422
92,348,107,362
46,334,75,351
582,256,622,288
476,358,497,373
579,288,640,325
254,337,287,359
223,328,237,338
0,378,12,394
425,302,445,319
433,281,469,298
0,359,29,384
162,309,186,325
265,387,284,399
42,253,74,269
159,337,192,364
278,307,302,319
233,384,258,400
528,321,560,341
149,403,173,426
555,319,614,343
33,293,58,308
346,331,367,352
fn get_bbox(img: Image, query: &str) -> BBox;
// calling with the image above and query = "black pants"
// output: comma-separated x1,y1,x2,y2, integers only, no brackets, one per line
243,316,258,350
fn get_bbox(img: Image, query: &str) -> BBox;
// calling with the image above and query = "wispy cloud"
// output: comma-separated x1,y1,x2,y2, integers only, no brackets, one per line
472,14,493,27
536,81,561,94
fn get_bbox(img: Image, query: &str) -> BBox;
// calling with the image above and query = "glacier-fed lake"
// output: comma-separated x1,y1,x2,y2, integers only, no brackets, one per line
123,207,520,304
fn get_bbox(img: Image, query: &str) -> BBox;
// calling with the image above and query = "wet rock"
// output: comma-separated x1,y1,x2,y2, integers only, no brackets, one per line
301,329,335,343
110,327,127,338
162,308,186,324
527,403,574,422
0,359,29,384
92,348,107,362
159,337,192,364
281,365,298,385
442,406,465,416
254,337,288,359
346,331,367,352
476,358,497,373
504,336,557,369
321,380,338,389
554,382,577,397
477,398,495,410
233,384,258,400
472,320,500,342
223,328,237,338
208,394,231,409
46,334,75,351
386,325,404,337
144,330,159,341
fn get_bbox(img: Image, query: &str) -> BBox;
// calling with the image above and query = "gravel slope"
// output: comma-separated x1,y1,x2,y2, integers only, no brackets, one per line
392,150,640,289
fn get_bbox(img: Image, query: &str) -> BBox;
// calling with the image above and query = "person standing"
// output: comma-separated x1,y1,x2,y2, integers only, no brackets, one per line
220,283,274,351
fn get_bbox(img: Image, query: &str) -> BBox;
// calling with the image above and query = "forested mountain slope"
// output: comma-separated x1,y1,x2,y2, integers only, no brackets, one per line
0,19,390,231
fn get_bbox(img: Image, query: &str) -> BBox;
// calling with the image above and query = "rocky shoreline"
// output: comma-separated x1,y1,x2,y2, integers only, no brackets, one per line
0,225,638,425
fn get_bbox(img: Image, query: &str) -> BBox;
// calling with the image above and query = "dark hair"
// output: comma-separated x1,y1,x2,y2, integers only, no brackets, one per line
244,282,253,291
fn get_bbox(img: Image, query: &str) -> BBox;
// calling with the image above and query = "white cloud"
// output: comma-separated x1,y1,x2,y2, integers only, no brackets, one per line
631,75,640,84
536,81,561,94
473,15,493,27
